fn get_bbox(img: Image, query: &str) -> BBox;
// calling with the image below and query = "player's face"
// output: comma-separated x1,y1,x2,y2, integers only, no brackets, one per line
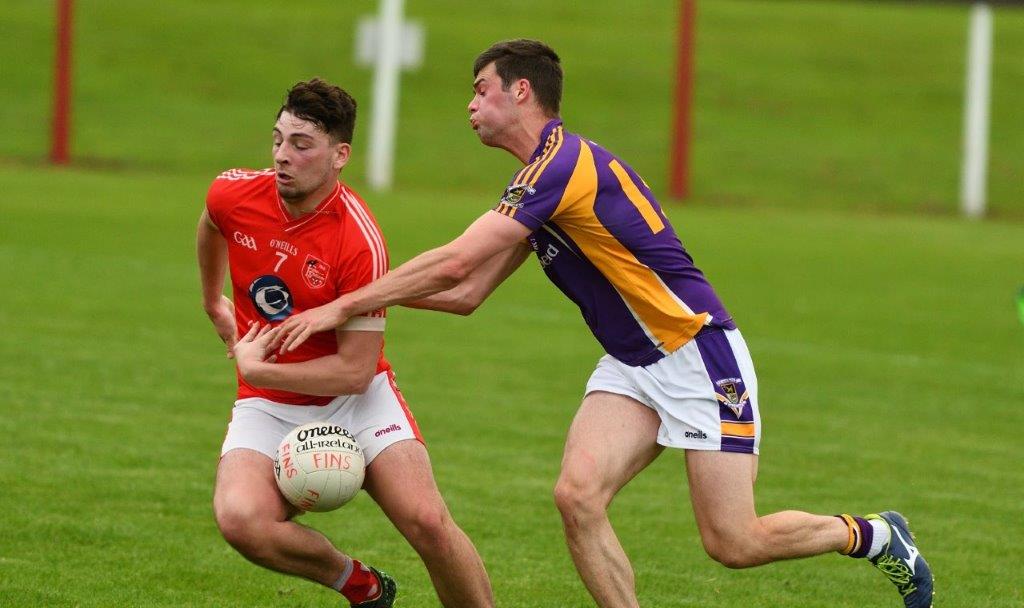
272,111,350,204
468,63,519,148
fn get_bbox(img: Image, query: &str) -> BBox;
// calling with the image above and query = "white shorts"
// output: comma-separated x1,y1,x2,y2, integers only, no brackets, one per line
221,369,423,465
585,327,761,454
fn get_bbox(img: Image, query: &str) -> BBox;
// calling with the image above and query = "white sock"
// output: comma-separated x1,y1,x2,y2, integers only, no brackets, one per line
331,556,355,592
866,519,891,560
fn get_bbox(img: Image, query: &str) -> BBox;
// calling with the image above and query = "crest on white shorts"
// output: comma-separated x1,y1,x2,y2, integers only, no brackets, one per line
714,378,749,419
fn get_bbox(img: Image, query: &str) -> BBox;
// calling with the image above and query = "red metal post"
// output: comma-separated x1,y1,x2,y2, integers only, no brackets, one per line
50,0,74,165
669,0,696,200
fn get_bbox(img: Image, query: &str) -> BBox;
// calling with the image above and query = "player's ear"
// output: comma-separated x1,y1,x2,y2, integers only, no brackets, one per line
513,78,531,104
333,142,351,171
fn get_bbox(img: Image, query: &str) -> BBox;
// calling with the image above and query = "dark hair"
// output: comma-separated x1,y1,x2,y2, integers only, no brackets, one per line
473,39,562,116
277,78,357,144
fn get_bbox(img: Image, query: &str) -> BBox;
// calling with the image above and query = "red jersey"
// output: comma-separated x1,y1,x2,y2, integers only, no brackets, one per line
206,168,391,406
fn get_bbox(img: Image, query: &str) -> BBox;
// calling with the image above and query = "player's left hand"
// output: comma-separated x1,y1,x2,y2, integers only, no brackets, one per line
271,302,348,354
232,322,279,377
205,295,238,359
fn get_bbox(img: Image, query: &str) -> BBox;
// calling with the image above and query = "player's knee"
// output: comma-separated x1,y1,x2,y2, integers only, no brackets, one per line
400,503,454,554
700,522,763,569
704,542,756,569
214,502,271,559
553,475,606,523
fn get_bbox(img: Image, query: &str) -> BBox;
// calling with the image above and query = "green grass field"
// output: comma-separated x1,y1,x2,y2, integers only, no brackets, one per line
2,1,1023,606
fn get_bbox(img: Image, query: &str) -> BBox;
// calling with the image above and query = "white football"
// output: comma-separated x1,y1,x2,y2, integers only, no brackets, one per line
274,422,365,512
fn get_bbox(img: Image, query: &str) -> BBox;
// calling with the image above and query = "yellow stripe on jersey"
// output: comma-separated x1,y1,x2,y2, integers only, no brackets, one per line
512,128,557,186
551,140,707,352
520,127,564,187
495,202,518,218
511,155,539,186
608,159,665,234
721,421,756,437
518,127,558,185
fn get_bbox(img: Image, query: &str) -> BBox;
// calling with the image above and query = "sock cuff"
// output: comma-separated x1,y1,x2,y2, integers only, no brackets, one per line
331,558,355,592
836,514,874,558
837,514,859,555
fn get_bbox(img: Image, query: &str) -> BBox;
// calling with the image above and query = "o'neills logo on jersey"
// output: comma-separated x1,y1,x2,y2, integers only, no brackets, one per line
302,254,331,289
270,239,298,256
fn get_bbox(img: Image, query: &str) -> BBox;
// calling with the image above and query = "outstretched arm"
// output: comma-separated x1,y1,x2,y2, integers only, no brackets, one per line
273,210,532,352
403,241,532,315
233,323,382,396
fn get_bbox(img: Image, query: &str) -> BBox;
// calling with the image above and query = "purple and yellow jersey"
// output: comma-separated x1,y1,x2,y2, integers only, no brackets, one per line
494,119,735,367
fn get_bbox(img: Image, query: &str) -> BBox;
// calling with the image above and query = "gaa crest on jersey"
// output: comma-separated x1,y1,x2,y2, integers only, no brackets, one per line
500,184,535,207
714,378,750,419
248,275,293,321
302,255,331,289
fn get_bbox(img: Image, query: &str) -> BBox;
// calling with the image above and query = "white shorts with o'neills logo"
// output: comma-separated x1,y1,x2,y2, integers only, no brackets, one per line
585,327,761,454
221,369,423,464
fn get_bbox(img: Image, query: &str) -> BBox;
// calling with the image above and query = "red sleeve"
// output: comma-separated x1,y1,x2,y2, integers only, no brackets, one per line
205,168,273,230
205,172,235,231
335,198,390,328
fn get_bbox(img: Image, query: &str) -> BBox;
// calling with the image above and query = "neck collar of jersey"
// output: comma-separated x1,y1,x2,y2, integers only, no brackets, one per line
278,181,341,230
529,118,564,163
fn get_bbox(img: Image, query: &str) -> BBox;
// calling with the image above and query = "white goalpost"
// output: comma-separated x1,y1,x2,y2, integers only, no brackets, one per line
356,0,424,192
961,2,994,219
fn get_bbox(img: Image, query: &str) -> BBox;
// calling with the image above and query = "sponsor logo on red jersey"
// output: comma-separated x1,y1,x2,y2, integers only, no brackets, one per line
249,274,293,321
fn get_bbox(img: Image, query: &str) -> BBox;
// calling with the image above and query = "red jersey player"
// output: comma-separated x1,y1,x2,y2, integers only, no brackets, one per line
196,79,493,608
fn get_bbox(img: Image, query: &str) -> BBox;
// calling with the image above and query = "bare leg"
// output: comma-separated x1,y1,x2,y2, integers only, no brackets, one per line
553,391,664,608
364,439,494,608
685,450,849,568
213,448,348,585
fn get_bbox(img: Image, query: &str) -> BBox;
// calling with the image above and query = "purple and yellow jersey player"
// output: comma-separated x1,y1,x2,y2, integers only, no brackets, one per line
493,119,757,454
491,120,733,362
273,40,933,608
494,119,734,365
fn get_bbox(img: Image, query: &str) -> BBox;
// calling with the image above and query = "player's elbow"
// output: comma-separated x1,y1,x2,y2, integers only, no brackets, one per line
451,303,477,316
452,291,485,316
436,256,472,288
351,371,374,395
334,366,375,396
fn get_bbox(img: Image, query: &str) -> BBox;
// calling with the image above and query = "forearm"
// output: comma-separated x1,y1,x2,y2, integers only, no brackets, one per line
241,354,374,397
404,243,531,315
468,241,531,302
403,288,474,315
338,244,471,318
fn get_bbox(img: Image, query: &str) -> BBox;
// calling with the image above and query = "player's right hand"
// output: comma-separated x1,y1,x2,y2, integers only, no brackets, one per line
205,295,238,358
